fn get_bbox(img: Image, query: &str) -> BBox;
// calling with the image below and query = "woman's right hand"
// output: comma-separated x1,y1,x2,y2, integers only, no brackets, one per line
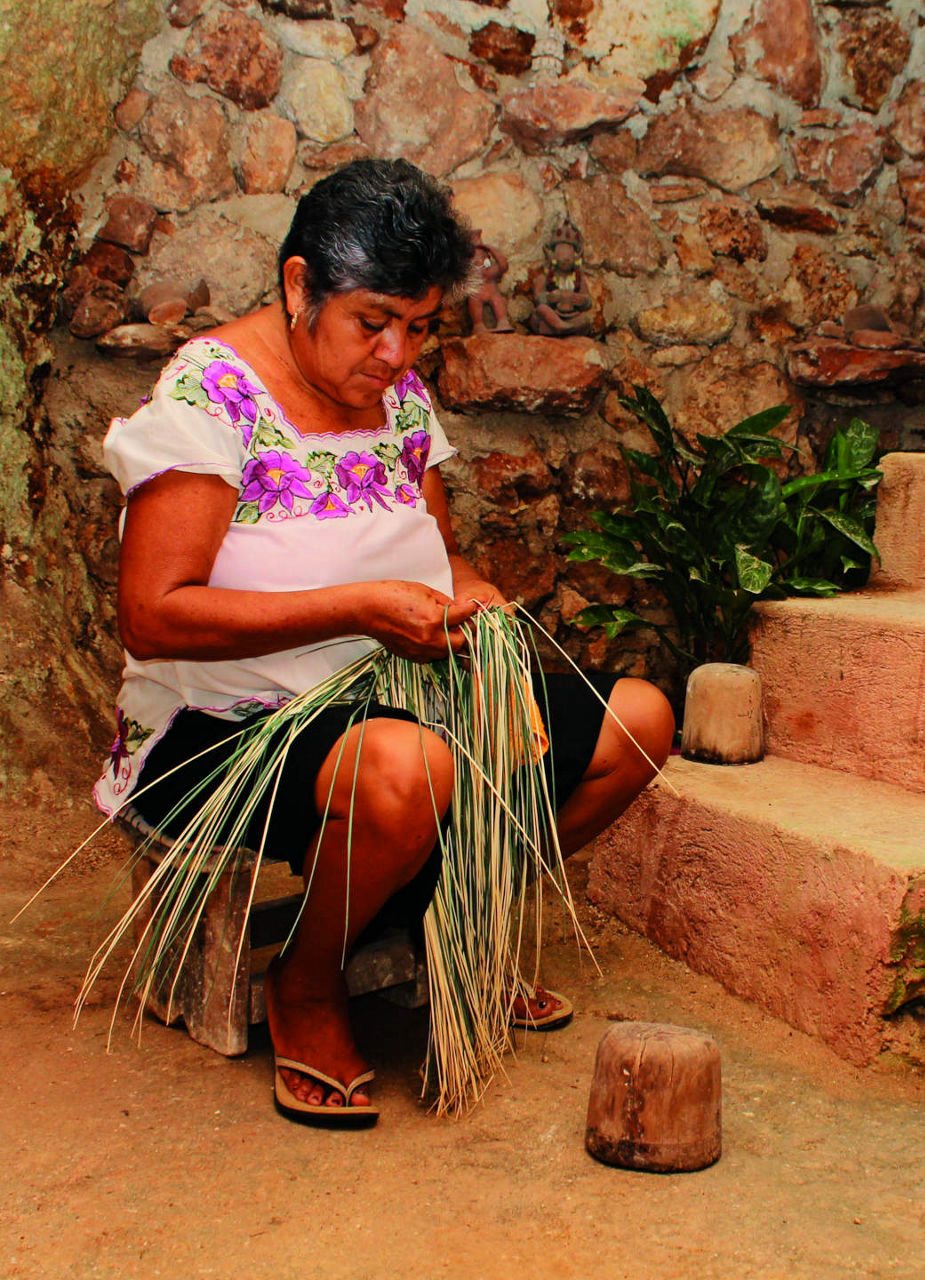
359,580,479,662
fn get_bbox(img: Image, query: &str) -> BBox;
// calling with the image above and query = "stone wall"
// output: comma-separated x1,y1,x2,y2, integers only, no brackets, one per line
0,0,162,784
13,0,925,757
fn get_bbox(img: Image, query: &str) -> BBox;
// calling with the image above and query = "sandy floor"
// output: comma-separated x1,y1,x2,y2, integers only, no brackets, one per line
1,792,923,1280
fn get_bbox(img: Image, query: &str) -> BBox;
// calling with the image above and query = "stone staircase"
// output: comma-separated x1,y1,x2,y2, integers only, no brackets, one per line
587,453,925,1068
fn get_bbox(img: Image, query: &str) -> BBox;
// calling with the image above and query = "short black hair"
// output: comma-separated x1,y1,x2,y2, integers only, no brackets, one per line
278,159,475,322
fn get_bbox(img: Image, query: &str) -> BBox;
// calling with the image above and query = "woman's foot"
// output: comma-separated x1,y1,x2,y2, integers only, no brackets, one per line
510,984,573,1031
264,955,373,1112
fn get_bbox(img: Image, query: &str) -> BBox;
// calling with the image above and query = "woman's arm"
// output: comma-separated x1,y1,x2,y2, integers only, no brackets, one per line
118,470,478,663
421,468,507,610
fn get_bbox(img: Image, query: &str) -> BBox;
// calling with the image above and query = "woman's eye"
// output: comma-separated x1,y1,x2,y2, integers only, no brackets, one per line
360,318,385,333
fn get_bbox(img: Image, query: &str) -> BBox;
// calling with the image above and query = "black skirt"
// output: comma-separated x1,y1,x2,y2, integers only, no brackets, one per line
131,670,615,927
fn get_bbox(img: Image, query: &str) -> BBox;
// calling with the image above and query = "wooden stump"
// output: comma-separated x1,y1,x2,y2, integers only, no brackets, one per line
585,1022,722,1172
681,662,764,764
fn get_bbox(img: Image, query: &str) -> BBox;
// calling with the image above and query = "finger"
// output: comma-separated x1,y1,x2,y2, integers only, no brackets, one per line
445,626,472,654
444,598,480,628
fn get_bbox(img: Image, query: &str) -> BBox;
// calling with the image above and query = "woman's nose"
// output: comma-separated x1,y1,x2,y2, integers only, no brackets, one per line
374,323,408,369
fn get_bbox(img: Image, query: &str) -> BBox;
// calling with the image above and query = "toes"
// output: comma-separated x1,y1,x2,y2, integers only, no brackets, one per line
280,1067,325,1106
279,1066,370,1109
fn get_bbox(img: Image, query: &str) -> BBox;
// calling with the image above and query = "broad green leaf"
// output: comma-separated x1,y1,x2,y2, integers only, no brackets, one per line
726,404,792,438
817,509,879,559
727,463,782,545
673,437,705,466
574,605,652,638
781,471,838,498
839,554,865,573
784,576,841,596
844,418,879,469
735,546,774,593
621,447,668,483
622,387,677,462
592,510,636,535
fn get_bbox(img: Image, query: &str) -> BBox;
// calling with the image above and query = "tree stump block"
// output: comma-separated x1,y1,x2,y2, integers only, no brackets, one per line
681,662,764,764
585,1022,722,1172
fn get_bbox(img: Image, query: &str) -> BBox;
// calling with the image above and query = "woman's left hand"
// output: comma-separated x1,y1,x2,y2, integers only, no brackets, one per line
452,575,509,613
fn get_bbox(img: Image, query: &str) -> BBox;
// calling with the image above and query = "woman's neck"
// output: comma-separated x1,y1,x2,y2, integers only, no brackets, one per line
215,304,386,436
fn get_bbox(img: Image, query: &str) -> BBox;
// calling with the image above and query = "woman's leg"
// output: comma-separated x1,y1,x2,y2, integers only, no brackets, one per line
554,677,675,857
265,718,454,1109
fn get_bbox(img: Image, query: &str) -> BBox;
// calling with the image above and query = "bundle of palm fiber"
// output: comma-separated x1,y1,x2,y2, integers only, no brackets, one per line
30,607,604,1116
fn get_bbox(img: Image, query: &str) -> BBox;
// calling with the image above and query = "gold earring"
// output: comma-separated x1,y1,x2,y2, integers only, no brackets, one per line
289,309,301,332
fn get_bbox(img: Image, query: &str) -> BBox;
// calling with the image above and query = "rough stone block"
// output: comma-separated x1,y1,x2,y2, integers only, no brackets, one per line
437,332,605,414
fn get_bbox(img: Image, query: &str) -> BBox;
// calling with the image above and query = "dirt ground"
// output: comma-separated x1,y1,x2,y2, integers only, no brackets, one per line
1,787,923,1280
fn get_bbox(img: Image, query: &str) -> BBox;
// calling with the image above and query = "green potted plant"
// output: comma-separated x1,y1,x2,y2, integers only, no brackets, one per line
563,386,881,681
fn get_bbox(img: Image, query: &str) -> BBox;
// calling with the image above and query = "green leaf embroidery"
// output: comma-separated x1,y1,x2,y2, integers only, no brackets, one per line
251,419,290,451
234,501,261,524
124,718,154,754
375,442,402,467
170,375,211,411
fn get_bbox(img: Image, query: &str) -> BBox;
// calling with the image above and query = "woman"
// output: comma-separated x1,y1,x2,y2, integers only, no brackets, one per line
96,159,673,1126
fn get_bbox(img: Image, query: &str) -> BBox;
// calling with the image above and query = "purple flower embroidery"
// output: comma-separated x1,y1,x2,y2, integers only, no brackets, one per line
400,430,430,485
311,491,350,519
109,708,130,777
395,484,418,506
394,369,427,401
202,361,260,441
335,451,391,510
241,450,313,514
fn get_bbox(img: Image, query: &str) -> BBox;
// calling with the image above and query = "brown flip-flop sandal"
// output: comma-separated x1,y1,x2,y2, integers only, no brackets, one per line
274,1056,379,1128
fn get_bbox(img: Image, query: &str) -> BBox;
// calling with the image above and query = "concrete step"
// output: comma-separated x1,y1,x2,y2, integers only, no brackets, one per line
749,588,925,793
588,755,924,1067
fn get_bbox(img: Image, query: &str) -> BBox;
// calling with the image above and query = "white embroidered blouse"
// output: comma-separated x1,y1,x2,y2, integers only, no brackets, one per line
94,336,456,816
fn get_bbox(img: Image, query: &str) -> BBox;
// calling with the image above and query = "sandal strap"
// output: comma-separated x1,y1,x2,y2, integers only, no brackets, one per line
275,1057,376,1105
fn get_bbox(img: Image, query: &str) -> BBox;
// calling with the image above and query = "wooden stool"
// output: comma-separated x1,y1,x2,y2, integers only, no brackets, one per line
585,1021,722,1172
117,805,427,1056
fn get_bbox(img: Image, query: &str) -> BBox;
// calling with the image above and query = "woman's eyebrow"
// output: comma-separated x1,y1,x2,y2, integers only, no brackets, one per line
362,298,442,320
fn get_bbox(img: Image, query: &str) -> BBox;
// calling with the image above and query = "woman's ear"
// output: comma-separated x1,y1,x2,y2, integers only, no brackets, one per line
282,256,310,320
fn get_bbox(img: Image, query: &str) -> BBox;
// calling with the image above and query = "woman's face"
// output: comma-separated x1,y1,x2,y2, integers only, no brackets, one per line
290,285,443,412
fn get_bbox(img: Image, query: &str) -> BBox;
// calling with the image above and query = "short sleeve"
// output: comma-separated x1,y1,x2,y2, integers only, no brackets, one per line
103,347,245,497
426,404,456,470
392,368,456,470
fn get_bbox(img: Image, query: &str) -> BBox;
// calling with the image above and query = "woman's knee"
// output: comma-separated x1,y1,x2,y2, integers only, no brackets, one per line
320,718,454,836
607,677,675,775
